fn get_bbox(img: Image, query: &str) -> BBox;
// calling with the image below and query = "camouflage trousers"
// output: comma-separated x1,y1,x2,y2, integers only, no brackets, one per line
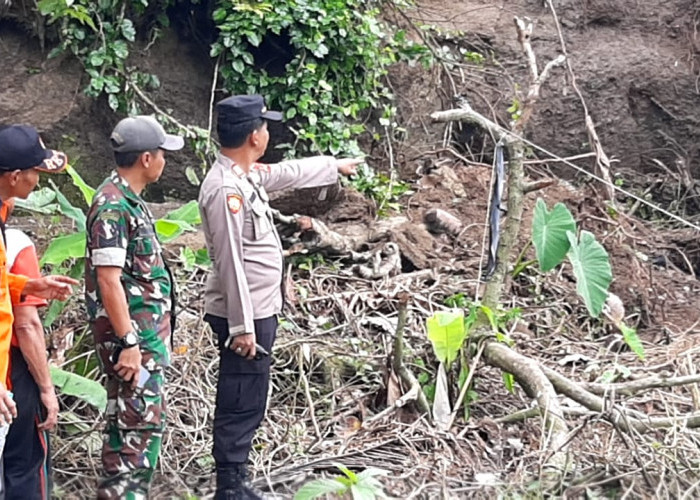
97,367,166,500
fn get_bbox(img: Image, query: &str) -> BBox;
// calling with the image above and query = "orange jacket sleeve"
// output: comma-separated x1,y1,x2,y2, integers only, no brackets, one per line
7,273,29,305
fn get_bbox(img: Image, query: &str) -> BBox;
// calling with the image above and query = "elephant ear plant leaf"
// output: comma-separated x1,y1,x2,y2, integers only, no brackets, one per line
567,230,613,317
532,198,576,271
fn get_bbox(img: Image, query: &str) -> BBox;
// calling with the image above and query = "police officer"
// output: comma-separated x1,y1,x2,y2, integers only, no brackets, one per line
85,116,183,499
199,95,360,499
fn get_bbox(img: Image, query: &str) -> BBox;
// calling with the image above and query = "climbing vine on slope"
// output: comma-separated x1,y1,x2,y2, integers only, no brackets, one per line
210,0,429,156
38,0,169,113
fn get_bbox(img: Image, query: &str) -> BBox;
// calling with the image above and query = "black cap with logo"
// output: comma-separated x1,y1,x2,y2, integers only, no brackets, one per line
0,125,67,173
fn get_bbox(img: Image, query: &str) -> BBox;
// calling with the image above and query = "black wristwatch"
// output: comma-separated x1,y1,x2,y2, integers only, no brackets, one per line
119,331,140,349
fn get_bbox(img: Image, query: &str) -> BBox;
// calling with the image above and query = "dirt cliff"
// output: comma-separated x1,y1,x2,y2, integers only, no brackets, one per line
1,0,698,203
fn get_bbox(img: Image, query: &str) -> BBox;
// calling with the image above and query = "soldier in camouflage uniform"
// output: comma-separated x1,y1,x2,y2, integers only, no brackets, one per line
85,116,183,499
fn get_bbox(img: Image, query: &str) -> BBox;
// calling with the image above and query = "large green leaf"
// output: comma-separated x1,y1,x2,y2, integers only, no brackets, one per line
294,478,347,500
49,179,86,231
13,187,59,214
532,199,577,271
155,219,195,243
65,164,95,205
426,311,466,366
165,200,201,225
567,231,612,317
51,366,107,411
40,232,86,266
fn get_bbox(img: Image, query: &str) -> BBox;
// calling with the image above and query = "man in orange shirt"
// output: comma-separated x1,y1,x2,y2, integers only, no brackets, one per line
0,125,79,495
2,198,57,499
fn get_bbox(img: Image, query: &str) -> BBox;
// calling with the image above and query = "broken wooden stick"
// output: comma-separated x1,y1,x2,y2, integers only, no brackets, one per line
392,292,431,416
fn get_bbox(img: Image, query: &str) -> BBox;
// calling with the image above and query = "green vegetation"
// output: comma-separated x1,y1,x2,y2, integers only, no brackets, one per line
50,365,106,411
349,163,412,216
17,166,201,326
531,198,644,359
35,0,428,210
295,464,388,500
212,0,428,157
38,0,165,113
424,303,520,421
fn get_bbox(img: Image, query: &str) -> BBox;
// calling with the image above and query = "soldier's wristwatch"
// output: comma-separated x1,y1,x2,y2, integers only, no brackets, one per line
119,331,140,349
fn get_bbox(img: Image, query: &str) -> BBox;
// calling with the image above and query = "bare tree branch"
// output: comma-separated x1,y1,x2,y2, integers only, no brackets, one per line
583,374,700,397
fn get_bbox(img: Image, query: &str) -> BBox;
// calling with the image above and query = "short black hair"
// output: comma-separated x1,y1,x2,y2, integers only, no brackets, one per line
114,149,160,168
217,118,265,148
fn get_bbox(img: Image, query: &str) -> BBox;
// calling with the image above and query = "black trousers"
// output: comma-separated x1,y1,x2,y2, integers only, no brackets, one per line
204,314,277,466
3,347,51,500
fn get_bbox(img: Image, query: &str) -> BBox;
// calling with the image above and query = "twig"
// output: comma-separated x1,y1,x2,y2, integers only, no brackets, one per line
446,341,485,429
206,55,220,156
392,292,431,417
583,374,700,397
545,0,615,201
298,347,322,439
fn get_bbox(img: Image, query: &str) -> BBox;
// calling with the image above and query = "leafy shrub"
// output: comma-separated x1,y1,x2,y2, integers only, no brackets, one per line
531,198,644,359
295,464,388,500
210,0,429,157
18,165,200,326
38,0,166,112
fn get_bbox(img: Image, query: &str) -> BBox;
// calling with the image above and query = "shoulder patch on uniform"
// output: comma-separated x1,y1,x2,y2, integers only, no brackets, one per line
99,211,121,222
227,194,243,214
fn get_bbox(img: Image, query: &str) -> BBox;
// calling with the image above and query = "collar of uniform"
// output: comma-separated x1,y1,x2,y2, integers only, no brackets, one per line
109,170,141,205
215,152,247,179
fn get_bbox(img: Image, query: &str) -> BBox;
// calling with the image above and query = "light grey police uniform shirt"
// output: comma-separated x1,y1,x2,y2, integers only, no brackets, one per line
199,153,338,336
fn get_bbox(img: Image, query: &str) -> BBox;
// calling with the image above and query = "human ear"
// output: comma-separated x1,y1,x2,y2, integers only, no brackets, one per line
248,131,257,147
141,151,151,168
8,170,20,186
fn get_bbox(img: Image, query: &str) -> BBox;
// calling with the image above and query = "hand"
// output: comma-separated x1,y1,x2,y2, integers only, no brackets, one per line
114,346,142,389
336,158,363,177
24,276,79,301
38,388,59,431
230,333,256,360
0,384,17,425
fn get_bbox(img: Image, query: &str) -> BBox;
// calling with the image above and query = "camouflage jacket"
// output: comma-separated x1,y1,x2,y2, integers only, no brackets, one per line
85,171,173,367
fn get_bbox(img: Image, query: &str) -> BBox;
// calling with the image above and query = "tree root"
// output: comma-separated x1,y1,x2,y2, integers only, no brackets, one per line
542,366,700,432
582,373,700,397
483,340,571,476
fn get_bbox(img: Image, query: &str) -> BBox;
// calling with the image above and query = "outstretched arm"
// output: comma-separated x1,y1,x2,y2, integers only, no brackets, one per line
21,275,79,301
257,157,362,192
